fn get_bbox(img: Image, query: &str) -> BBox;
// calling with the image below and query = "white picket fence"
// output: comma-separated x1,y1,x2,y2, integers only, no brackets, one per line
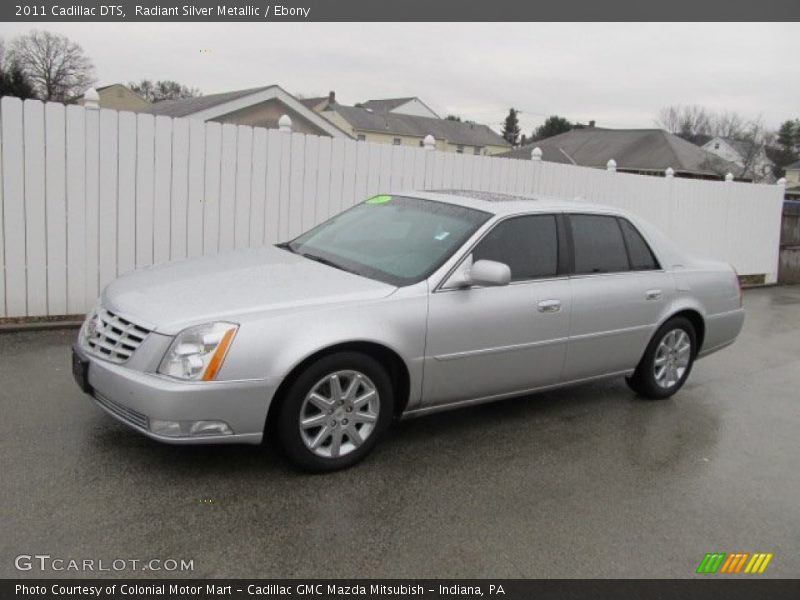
0,96,785,319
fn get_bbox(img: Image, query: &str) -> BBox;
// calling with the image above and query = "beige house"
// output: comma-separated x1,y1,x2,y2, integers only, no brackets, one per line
784,160,800,200
78,84,149,112
301,92,510,155
785,160,800,185
141,85,348,138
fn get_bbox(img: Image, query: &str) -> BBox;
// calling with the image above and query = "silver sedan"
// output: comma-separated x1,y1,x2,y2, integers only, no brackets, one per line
73,191,744,471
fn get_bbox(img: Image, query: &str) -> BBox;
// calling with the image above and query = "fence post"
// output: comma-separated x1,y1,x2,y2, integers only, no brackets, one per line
82,88,100,110
665,167,675,178
606,159,617,172
531,147,542,161
278,114,292,133
423,134,435,150
725,172,734,183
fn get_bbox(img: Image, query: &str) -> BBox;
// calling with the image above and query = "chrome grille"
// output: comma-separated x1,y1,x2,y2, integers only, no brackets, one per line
83,308,151,363
95,392,149,430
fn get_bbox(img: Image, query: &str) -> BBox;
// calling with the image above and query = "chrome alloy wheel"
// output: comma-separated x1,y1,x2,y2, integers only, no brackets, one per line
653,329,692,389
298,370,380,459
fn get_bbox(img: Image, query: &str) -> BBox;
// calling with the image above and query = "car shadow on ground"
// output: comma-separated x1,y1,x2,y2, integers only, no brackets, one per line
82,373,719,486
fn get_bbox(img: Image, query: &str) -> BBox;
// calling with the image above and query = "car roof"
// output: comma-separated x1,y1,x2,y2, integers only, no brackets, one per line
400,189,626,217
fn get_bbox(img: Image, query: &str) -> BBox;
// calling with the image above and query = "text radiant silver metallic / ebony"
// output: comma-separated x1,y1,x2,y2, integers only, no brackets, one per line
73,191,744,471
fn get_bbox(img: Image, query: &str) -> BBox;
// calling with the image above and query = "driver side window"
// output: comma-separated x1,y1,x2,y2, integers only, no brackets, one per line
472,215,558,282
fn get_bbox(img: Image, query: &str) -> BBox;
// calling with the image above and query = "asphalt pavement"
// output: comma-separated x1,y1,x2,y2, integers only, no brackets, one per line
1,286,798,578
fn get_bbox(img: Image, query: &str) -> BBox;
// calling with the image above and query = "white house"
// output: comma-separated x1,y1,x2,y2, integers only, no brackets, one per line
359,97,440,119
702,136,774,182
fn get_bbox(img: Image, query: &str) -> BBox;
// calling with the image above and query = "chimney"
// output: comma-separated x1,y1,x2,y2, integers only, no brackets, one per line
589,120,596,128
328,90,336,104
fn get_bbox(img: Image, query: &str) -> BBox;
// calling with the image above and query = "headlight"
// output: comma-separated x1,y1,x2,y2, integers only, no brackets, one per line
158,322,238,381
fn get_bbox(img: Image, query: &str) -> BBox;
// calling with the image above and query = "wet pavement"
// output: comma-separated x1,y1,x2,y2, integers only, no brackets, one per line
1,286,799,578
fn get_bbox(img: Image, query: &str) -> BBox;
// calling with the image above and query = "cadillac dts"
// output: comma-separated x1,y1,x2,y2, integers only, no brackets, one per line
73,191,744,470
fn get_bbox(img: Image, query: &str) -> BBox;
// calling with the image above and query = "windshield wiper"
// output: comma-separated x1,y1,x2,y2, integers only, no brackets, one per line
300,252,356,275
276,242,296,253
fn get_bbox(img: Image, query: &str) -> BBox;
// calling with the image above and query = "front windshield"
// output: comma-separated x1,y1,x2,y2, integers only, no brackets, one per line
285,195,491,286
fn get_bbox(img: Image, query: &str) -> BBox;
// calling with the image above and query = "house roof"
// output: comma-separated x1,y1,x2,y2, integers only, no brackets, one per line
329,105,510,148
360,98,417,112
139,85,348,138
785,160,800,170
501,128,738,177
141,86,271,117
298,96,329,110
96,83,135,93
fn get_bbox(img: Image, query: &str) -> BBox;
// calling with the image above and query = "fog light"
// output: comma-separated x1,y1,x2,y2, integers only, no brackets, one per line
149,419,233,437
189,420,233,436
150,419,183,437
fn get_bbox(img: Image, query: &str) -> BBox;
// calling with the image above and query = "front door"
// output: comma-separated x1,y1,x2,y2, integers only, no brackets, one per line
422,214,571,407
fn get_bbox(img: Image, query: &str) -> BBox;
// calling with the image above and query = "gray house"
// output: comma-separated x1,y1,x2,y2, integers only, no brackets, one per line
502,127,739,180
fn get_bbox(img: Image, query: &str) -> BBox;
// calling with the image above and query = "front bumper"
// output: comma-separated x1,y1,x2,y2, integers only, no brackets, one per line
74,344,276,445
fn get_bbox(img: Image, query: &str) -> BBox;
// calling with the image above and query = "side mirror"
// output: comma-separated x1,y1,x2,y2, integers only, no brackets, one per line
467,260,511,287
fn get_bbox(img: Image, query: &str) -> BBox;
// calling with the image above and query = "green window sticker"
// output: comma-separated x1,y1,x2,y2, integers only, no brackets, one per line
366,195,392,205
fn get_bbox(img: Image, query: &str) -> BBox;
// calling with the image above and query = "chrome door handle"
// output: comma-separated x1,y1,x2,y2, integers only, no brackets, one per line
645,289,663,301
537,299,561,313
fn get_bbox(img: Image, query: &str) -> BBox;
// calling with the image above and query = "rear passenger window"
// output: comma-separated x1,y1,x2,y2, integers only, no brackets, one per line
619,219,659,270
570,214,629,274
473,215,558,281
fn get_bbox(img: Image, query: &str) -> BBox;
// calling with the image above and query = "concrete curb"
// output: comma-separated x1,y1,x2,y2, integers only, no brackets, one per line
0,320,83,333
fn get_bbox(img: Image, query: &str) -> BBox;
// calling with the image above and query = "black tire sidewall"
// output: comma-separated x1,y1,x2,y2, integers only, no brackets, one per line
276,351,394,472
632,316,697,399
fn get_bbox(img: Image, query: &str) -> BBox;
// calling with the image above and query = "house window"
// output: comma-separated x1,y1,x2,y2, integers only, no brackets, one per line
419,140,424,147
456,145,464,154
357,134,366,141
393,138,401,146
714,143,720,150
474,147,482,155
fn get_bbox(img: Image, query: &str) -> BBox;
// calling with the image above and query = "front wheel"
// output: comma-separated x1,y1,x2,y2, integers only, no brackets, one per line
276,352,394,471
626,317,696,400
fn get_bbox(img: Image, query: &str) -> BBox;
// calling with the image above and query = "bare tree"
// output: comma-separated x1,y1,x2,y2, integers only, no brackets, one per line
656,105,776,181
9,30,95,102
656,105,712,143
129,79,201,103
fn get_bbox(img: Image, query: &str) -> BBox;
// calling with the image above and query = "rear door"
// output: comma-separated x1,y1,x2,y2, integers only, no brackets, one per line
423,214,571,407
563,213,670,381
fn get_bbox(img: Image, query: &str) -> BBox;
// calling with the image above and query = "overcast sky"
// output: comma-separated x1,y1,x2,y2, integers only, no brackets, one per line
0,22,796,135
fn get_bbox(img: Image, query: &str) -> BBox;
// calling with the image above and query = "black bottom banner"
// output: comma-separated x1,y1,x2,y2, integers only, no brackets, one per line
4,579,800,600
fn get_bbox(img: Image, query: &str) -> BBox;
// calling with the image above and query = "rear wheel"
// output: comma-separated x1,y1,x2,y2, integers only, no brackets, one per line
276,352,393,471
626,316,696,400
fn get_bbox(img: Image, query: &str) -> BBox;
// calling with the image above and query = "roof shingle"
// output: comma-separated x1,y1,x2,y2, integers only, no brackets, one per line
501,128,738,176
141,86,271,117
330,105,509,148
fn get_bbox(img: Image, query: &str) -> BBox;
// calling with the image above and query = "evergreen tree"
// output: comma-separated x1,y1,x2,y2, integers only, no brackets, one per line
501,108,521,146
773,119,800,178
0,61,37,99
533,115,573,141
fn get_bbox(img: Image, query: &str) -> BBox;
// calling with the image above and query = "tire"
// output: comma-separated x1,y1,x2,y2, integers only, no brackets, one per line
626,316,697,400
276,352,394,472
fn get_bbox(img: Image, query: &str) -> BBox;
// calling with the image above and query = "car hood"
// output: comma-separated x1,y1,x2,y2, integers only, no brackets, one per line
101,246,396,334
